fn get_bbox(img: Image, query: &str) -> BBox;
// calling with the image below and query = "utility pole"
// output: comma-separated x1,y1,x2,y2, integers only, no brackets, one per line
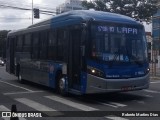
32,0,33,24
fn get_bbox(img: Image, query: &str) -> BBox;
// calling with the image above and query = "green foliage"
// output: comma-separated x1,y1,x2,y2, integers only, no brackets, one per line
82,0,159,23
0,30,10,58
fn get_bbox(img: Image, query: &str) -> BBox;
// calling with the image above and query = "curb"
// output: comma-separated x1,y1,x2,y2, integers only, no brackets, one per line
150,77,160,80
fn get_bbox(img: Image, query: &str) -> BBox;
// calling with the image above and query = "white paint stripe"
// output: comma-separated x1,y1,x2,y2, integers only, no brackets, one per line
3,91,44,95
0,80,33,92
15,98,56,111
105,116,129,120
132,100,145,104
15,98,63,117
144,94,153,98
0,105,10,120
143,89,160,94
0,105,26,120
94,99,126,108
150,81,160,84
0,105,10,111
96,101,118,108
108,102,127,107
45,95,98,111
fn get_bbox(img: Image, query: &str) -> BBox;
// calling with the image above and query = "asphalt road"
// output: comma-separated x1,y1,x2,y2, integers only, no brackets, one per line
0,65,160,120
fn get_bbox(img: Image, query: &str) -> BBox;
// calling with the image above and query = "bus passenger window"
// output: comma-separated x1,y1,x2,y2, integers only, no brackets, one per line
48,30,56,60
32,33,39,59
16,35,23,52
39,31,48,60
23,34,31,52
57,30,65,61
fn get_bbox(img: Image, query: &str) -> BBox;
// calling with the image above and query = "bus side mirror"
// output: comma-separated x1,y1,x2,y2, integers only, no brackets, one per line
81,46,85,57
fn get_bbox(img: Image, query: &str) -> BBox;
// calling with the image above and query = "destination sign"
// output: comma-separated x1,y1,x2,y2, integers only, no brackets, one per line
97,26,138,34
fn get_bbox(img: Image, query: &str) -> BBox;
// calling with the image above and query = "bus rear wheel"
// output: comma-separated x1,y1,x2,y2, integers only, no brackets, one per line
58,76,68,96
18,70,24,84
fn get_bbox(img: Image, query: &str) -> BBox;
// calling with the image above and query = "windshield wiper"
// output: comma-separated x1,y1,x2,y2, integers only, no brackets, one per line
130,56,143,67
133,60,143,66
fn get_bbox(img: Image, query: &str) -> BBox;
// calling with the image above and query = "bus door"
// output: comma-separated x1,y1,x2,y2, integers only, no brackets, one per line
68,29,82,90
6,37,15,74
6,38,10,73
10,37,15,74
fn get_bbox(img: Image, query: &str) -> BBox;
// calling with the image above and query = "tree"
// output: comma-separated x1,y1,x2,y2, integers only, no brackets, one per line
0,30,10,58
82,0,159,23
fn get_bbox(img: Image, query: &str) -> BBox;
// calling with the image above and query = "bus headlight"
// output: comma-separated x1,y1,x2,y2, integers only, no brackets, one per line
87,66,104,78
146,68,150,74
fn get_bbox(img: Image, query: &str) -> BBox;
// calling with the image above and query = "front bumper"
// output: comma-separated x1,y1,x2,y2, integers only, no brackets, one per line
85,73,150,94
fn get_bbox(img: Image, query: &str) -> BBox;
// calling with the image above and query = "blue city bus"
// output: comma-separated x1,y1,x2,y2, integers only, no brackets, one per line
6,10,150,95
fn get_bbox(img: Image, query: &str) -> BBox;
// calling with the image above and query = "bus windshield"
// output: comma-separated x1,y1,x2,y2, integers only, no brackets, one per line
90,23,148,64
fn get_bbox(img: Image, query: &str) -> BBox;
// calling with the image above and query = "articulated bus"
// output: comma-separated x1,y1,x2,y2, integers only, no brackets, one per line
6,10,150,95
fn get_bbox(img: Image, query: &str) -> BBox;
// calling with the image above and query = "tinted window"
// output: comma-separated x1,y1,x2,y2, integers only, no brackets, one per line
39,31,48,59
48,30,57,60
32,33,39,59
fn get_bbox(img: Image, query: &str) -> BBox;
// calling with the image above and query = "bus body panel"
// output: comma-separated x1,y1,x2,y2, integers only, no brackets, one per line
80,72,87,94
20,60,63,88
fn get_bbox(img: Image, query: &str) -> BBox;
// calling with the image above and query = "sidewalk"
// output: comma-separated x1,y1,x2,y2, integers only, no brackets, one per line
150,63,160,80
150,76,160,80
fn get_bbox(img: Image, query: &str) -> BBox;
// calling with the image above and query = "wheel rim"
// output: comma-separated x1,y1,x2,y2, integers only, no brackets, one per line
59,78,65,91
19,74,22,81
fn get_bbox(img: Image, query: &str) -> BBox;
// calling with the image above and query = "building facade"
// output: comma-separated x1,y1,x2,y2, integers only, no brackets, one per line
152,10,160,51
56,0,85,14
146,32,152,62
152,1,160,64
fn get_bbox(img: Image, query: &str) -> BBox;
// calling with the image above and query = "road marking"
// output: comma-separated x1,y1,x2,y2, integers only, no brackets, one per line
105,116,129,120
0,105,26,120
15,98,56,111
144,94,153,98
0,105,10,120
0,105,10,111
15,98,62,117
150,81,160,84
95,101,127,108
108,102,127,107
0,80,34,92
132,100,145,104
96,101,118,108
3,91,44,95
45,95,98,111
143,89,160,94
93,99,127,108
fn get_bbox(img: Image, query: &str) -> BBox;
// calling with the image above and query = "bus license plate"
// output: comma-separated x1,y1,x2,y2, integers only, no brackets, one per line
121,86,134,91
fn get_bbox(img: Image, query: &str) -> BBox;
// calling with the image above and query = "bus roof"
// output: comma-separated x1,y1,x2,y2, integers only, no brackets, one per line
29,10,141,28
8,10,142,36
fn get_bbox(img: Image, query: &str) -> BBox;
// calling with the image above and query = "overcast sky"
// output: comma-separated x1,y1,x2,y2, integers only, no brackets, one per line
0,0,152,32
0,0,65,30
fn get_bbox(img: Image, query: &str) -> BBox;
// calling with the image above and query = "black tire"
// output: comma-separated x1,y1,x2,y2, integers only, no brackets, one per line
17,68,24,84
58,75,68,96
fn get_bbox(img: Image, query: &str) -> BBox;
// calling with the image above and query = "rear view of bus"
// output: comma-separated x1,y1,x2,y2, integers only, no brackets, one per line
86,12,150,93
